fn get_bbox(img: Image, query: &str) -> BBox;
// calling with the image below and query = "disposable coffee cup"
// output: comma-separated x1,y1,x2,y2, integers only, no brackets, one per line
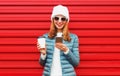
38,38,46,48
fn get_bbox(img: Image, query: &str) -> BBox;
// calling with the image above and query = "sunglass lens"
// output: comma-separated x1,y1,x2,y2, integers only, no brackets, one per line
54,17,59,21
61,18,66,21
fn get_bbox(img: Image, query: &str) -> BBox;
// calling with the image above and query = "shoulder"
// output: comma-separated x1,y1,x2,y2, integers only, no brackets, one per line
43,33,49,38
38,33,48,38
70,33,78,39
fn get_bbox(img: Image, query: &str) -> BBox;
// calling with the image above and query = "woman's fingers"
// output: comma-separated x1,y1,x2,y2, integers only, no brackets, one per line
55,43,68,52
37,42,41,50
37,42,46,54
56,43,62,48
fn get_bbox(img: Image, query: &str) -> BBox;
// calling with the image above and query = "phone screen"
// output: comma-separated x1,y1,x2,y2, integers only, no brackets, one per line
55,37,63,43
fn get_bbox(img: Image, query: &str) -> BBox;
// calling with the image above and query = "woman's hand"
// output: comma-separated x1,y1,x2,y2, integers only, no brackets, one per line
55,43,68,52
37,42,46,55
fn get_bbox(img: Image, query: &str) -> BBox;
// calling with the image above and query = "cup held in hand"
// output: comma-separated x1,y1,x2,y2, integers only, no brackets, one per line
38,38,46,48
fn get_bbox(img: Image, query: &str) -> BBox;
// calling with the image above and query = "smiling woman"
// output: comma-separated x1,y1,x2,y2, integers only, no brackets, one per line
1,0,120,76
37,5,80,76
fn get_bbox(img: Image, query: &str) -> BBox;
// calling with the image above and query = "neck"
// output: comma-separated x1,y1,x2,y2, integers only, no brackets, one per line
57,29,62,33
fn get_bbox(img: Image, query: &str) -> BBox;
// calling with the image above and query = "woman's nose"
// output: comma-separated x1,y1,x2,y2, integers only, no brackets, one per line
58,21,63,25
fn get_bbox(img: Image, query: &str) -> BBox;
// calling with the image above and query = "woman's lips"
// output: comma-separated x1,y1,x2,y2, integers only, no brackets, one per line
57,24,63,27
58,25,62,27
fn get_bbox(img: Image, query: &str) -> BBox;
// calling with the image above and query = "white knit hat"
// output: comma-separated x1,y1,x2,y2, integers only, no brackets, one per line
51,5,70,21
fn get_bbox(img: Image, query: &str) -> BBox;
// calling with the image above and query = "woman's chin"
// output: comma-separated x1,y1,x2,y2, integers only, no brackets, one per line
56,25,63,29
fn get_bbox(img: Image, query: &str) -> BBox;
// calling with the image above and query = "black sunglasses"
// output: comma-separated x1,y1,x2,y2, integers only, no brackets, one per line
54,16,67,21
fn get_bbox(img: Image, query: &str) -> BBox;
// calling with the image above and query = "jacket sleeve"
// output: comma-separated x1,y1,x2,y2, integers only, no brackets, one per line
39,54,47,66
64,34,80,67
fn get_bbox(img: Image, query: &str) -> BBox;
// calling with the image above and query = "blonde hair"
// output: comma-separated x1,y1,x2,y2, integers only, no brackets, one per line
48,20,71,42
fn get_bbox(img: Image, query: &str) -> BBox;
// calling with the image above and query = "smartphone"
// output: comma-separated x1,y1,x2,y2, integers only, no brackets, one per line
55,37,63,43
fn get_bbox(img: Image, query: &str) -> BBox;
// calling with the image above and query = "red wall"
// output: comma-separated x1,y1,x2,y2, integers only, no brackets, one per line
0,0,120,76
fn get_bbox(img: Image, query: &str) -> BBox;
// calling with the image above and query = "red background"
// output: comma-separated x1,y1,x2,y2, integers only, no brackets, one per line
0,0,120,76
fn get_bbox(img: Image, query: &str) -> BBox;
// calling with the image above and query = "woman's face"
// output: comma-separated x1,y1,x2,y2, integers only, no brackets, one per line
53,15,67,30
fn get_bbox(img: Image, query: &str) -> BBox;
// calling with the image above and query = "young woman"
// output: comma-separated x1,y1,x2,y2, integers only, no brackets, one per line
37,5,80,76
